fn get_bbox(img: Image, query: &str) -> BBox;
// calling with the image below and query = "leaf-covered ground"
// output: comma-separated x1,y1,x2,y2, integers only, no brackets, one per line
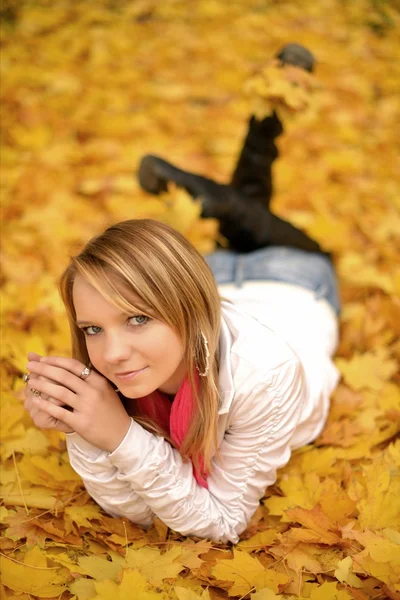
1,1,399,599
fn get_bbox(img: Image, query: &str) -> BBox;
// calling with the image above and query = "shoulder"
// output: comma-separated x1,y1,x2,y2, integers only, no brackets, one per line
218,300,305,417
220,299,299,373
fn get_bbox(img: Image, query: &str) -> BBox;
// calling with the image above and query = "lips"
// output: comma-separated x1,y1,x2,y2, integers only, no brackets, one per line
115,369,140,376
114,367,148,380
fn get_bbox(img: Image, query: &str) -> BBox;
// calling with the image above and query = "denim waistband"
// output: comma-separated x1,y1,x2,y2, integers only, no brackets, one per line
205,246,341,315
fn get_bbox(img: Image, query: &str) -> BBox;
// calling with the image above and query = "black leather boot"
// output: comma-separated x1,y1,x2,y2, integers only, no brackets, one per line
138,153,327,255
230,111,283,209
229,43,315,207
137,43,329,258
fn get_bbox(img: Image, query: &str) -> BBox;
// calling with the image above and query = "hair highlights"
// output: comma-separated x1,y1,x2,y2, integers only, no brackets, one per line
59,219,221,474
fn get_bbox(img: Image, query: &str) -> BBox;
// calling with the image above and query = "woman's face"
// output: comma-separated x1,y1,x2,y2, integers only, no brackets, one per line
72,275,187,398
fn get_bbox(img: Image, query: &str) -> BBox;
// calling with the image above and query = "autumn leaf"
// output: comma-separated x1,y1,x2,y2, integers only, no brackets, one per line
64,504,104,528
334,556,363,588
356,447,400,530
250,590,281,600
174,586,212,600
92,569,162,600
309,581,352,600
238,529,278,553
0,546,70,597
125,546,185,586
211,550,289,596
336,347,398,391
179,540,214,569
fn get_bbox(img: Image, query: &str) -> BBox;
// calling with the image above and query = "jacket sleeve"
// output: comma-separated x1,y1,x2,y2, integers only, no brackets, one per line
65,434,154,526
104,358,306,543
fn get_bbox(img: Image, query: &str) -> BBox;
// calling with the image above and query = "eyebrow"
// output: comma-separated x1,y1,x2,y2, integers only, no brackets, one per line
76,306,152,326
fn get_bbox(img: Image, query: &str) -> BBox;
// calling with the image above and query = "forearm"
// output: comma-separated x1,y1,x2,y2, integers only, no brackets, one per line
108,362,304,544
66,433,154,526
108,420,263,543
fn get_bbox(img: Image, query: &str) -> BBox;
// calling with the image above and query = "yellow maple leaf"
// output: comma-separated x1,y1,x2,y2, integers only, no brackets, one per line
285,505,340,545
57,552,122,588
1,427,50,461
125,546,184,586
174,586,212,600
64,505,104,528
238,529,278,552
353,530,400,568
0,546,69,597
334,556,362,587
283,546,322,575
157,184,203,234
245,62,318,118
30,453,79,482
0,396,25,439
338,252,394,294
250,590,281,600
0,506,10,523
179,539,213,569
211,550,288,596
305,214,354,252
336,347,398,391
296,447,338,477
357,449,400,530
313,582,353,599
93,569,161,600
69,577,97,600
264,472,321,518
319,478,357,522
351,552,398,586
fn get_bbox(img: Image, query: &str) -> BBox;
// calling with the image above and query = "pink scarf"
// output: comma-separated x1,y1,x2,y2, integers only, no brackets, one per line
133,372,208,488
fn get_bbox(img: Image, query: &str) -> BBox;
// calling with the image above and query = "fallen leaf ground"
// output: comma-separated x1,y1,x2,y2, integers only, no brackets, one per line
1,1,399,599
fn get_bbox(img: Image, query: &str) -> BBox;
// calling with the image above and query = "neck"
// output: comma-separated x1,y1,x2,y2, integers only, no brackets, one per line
157,360,188,395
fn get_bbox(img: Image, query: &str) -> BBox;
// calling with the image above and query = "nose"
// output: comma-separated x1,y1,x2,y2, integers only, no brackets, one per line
103,331,132,364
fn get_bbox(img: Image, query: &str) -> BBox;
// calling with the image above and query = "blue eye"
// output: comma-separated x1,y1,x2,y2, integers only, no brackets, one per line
80,315,149,337
128,315,149,326
82,325,102,336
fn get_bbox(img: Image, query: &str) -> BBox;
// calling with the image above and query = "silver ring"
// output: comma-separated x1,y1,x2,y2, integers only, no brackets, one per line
80,366,91,379
23,373,30,383
31,388,41,397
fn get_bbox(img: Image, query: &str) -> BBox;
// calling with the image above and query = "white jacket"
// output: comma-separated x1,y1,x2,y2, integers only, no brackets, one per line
66,283,340,543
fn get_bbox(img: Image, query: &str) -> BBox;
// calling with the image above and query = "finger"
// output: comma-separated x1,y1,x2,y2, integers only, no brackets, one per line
28,378,78,410
27,362,85,395
31,409,68,432
27,352,42,362
56,420,75,434
48,396,68,407
25,377,50,402
31,395,75,429
37,356,99,385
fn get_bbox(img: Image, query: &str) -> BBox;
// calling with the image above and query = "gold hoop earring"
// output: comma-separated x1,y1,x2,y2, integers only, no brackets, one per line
197,332,210,377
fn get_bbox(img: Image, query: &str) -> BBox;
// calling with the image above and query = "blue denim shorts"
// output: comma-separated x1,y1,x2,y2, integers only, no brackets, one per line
205,246,341,315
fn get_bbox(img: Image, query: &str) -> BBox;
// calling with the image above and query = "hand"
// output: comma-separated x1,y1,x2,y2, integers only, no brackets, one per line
25,356,132,453
24,352,75,434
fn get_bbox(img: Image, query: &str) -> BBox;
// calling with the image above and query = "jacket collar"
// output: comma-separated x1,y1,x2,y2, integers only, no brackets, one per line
217,303,235,415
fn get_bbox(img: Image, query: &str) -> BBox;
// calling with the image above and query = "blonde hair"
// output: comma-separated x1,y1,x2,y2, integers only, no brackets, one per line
59,219,221,474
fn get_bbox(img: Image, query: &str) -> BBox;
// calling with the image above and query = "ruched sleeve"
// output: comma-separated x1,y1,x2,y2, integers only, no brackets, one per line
65,433,154,526
91,358,306,543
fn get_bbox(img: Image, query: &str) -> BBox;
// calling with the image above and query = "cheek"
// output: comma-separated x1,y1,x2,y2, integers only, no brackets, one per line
145,327,185,365
85,340,104,368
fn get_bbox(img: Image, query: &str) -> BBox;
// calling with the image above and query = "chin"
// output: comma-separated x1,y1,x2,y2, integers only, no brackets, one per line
118,382,159,399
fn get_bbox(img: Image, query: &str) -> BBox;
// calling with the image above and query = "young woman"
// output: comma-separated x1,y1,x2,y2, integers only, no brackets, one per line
23,100,340,543
24,220,340,544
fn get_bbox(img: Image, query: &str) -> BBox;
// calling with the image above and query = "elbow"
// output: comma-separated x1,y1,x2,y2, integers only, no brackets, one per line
160,498,246,544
